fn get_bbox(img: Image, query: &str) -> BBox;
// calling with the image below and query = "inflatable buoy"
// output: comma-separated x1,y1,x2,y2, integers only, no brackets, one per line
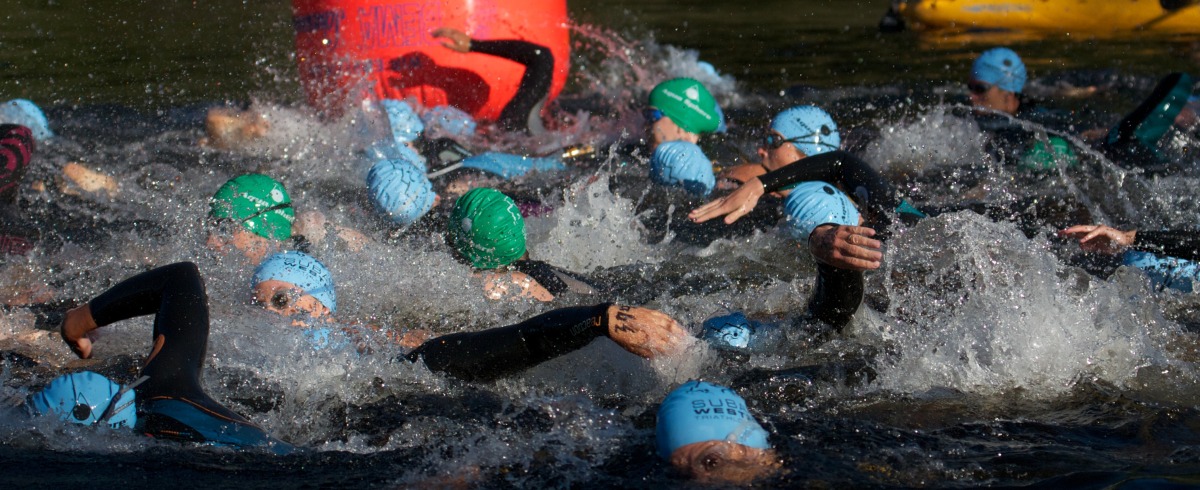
291,0,570,121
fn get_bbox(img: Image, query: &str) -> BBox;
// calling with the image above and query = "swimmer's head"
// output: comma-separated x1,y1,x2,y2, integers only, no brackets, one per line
381,99,423,144
649,141,716,196
769,106,841,158
252,251,336,316
971,47,1026,94
422,105,477,138
782,181,861,240
448,187,526,269
210,174,295,241
366,136,428,172
656,381,777,483
367,157,437,226
648,78,721,135
0,99,53,141
27,371,137,429
702,312,752,350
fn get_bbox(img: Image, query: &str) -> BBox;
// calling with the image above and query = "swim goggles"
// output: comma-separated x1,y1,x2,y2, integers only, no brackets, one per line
967,80,993,95
643,108,665,124
761,130,837,152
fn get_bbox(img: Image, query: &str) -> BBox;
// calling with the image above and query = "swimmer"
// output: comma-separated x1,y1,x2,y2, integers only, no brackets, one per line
250,251,687,382
432,27,556,135
447,187,600,302
716,105,841,191
968,47,1027,117
46,262,292,452
645,78,722,152
656,380,780,483
205,173,296,264
1061,223,1200,292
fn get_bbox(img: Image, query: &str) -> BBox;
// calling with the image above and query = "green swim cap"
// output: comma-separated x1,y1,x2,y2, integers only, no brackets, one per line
1019,136,1078,172
648,78,720,134
209,174,295,241
448,188,526,269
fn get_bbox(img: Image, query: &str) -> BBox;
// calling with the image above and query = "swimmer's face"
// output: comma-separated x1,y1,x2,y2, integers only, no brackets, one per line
206,221,279,264
757,130,807,172
252,279,330,319
669,441,781,484
647,108,700,150
968,79,1019,115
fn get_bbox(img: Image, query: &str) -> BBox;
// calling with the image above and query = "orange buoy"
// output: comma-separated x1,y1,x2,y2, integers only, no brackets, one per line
291,0,570,121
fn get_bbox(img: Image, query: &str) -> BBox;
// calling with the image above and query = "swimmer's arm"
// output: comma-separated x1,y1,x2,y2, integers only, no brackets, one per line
1131,230,1200,261
1059,225,1136,255
808,224,883,271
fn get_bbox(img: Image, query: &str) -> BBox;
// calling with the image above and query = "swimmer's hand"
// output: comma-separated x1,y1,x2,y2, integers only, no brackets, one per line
809,224,882,271
59,304,98,359
689,177,765,224
432,27,471,53
605,305,687,358
1059,224,1135,255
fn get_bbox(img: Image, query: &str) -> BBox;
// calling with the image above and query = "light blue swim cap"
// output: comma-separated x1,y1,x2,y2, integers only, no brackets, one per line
782,181,860,240
252,251,337,313
460,152,567,180
367,157,436,226
649,141,716,196
1123,250,1200,294
702,312,752,350
365,138,428,172
27,371,137,429
381,99,423,143
0,99,53,141
972,47,1026,94
422,105,477,137
656,380,771,460
771,106,840,157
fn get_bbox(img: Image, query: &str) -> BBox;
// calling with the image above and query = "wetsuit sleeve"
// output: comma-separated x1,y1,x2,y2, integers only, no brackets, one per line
1102,72,1191,171
0,124,34,198
807,263,864,331
404,303,611,382
88,262,268,437
1131,230,1200,262
511,259,599,296
469,39,555,133
757,150,914,235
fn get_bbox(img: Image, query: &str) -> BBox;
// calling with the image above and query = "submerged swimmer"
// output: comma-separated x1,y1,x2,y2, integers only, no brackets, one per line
447,187,600,302
1061,223,1200,293
656,380,779,483
249,251,688,382
44,262,292,452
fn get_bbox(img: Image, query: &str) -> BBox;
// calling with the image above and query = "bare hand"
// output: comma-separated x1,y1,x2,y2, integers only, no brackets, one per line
1059,224,1136,255
432,27,471,53
606,305,687,358
689,178,766,224
809,225,883,271
60,304,98,359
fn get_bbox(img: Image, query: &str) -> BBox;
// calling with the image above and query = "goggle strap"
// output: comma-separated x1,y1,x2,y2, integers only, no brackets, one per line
98,375,150,424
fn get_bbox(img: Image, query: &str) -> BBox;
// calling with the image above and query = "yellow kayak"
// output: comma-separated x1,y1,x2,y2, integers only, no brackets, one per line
891,0,1200,34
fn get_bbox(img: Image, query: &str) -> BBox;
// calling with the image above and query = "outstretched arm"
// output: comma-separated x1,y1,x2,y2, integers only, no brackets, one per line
1060,224,1136,255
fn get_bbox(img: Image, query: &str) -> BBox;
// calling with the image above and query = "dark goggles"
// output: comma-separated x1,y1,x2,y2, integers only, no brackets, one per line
967,80,993,95
643,108,665,124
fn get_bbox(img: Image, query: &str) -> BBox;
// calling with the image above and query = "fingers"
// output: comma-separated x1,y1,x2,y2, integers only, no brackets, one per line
1081,227,1110,244
1060,225,1098,237
688,199,725,223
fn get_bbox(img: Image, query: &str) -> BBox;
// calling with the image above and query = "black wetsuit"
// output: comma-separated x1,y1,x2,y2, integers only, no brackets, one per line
1129,231,1200,262
758,150,921,329
1101,72,1193,173
511,259,600,297
404,303,611,382
469,39,555,134
88,262,290,450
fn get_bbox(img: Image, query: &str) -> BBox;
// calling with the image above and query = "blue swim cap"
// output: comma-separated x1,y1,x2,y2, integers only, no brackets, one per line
422,105,477,137
0,99,53,141
972,47,1026,94
27,371,137,429
460,152,567,180
1123,250,1200,293
771,106,840,157
252,251,337,313
367,157,436,226
782,181,860,240
656,380,771,460
380,99,423,143
650,141,716,196
702,312,752,350
365,139,428,172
